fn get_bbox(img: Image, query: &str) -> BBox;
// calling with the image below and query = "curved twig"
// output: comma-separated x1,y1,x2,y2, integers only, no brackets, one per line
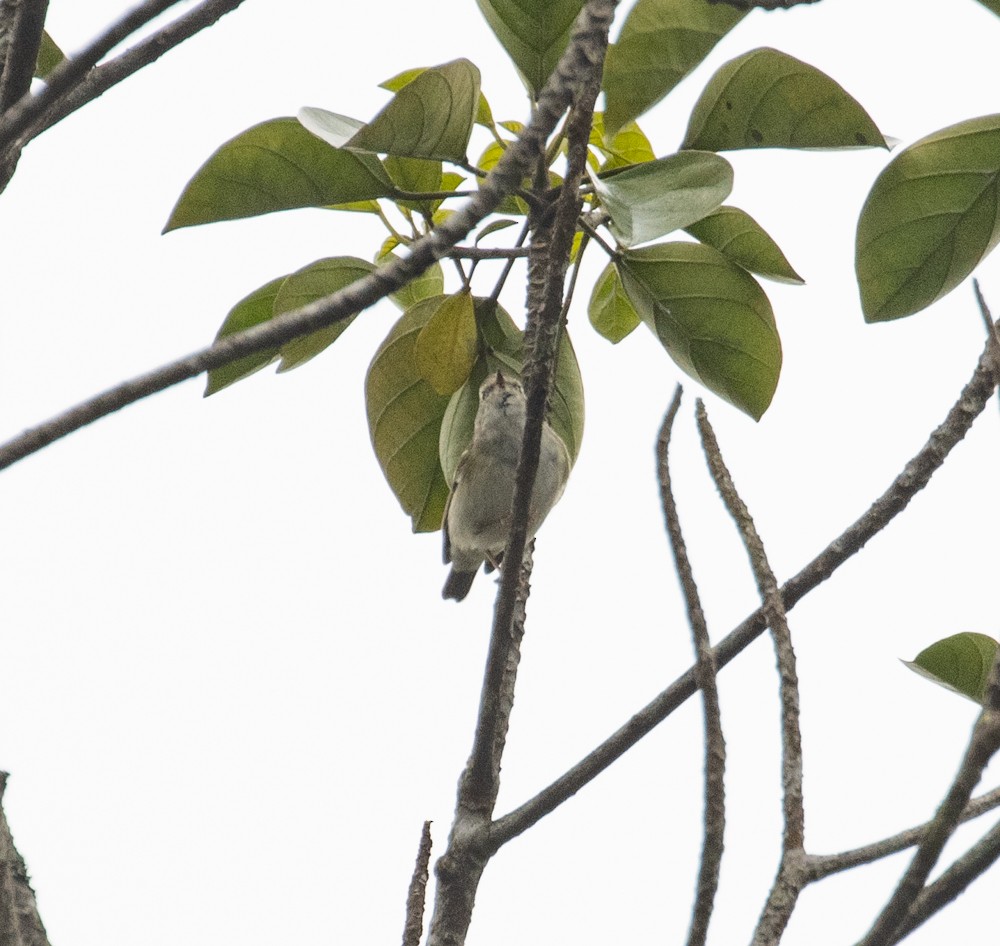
656,387,727,946
695,401,808,945
490,311,1000,848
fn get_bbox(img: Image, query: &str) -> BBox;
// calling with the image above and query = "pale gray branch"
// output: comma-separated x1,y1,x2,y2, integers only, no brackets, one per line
491,306,1000,848
0,773,50,946
656,386,727,946
695,401,806,946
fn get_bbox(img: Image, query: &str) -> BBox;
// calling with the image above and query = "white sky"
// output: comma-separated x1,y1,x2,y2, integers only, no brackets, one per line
2,1,999,944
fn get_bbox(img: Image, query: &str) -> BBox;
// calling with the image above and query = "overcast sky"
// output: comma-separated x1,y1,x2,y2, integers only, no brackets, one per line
2,2,1000,945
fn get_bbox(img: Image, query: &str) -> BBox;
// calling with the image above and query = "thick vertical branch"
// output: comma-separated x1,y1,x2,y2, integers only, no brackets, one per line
656,388,727,946
424,4,616,945
0,774,50,946
0,0,48,112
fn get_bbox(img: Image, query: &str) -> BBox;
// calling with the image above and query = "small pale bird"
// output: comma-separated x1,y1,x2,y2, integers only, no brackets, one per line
442,371,571,601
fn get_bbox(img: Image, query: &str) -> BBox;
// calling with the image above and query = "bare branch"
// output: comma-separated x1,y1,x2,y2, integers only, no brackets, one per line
402,821,433,946
808,785,1000,879
892,813,1000,942
973,279,999,415
707,0,821,9
695,401,807,945
416,5,618,945
0,773,50,946
491,314,1000,848
855,645,1000,946
656,386,727,946
445,246,532,260
0,0,184,153
0,0,48,112
17,0,249,146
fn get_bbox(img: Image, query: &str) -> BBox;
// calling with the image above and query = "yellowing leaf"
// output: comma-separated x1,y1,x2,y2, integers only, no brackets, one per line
414,292,479,395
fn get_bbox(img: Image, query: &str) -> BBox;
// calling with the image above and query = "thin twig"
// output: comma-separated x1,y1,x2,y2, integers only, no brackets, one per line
487,219,532,305
695,401,807,946
891,813,1000,943
445,245,532,260
656,386,727,946
807,785,1000,879
490,316,1000,849
973,279,999,415
4,0,247,164
0,0,183,150
855,641,1000,946
401,821,433,946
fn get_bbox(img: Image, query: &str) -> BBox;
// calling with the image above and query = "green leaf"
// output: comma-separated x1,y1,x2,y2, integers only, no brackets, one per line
589,263,641,343
34,30,65,79
904,632,999,704
164,118,395,231
475,0,585,97
602,0,746,138
685,206,804,284
618,242,781,419
682,48,888,151
439,300,585,486
204,278,285,396
385,155,443,211
590,113,656,172
347,59,480,161
475,219,518,243
390,260,444,311
593,151,733,247
380,65,495,133
366,300,455,532
974,0,1000,15
272,257,376,371
414,292,479,395
856,114,1000,322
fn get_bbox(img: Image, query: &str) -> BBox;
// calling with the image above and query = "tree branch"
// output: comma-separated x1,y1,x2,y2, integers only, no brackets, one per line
0,0,183,154
0,773,50,946
0,0,617,475
490,309,1000,848
807,785,1000,879
402,821,433,946
14,0,248,149
694,401,808,944
855,642,1000,945
891,812,1000,942
0,0,48,112
416,5,617,945
656,387,727,946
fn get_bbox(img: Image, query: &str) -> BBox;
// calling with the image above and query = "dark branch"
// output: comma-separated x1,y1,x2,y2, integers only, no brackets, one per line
855,638,1000,945
656,387,727,946
0,0,183,153
401,821,432,946
695,401,807,943
490,313,1000,848
0,0,48,112
14,0,248,147
0,772,50,946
